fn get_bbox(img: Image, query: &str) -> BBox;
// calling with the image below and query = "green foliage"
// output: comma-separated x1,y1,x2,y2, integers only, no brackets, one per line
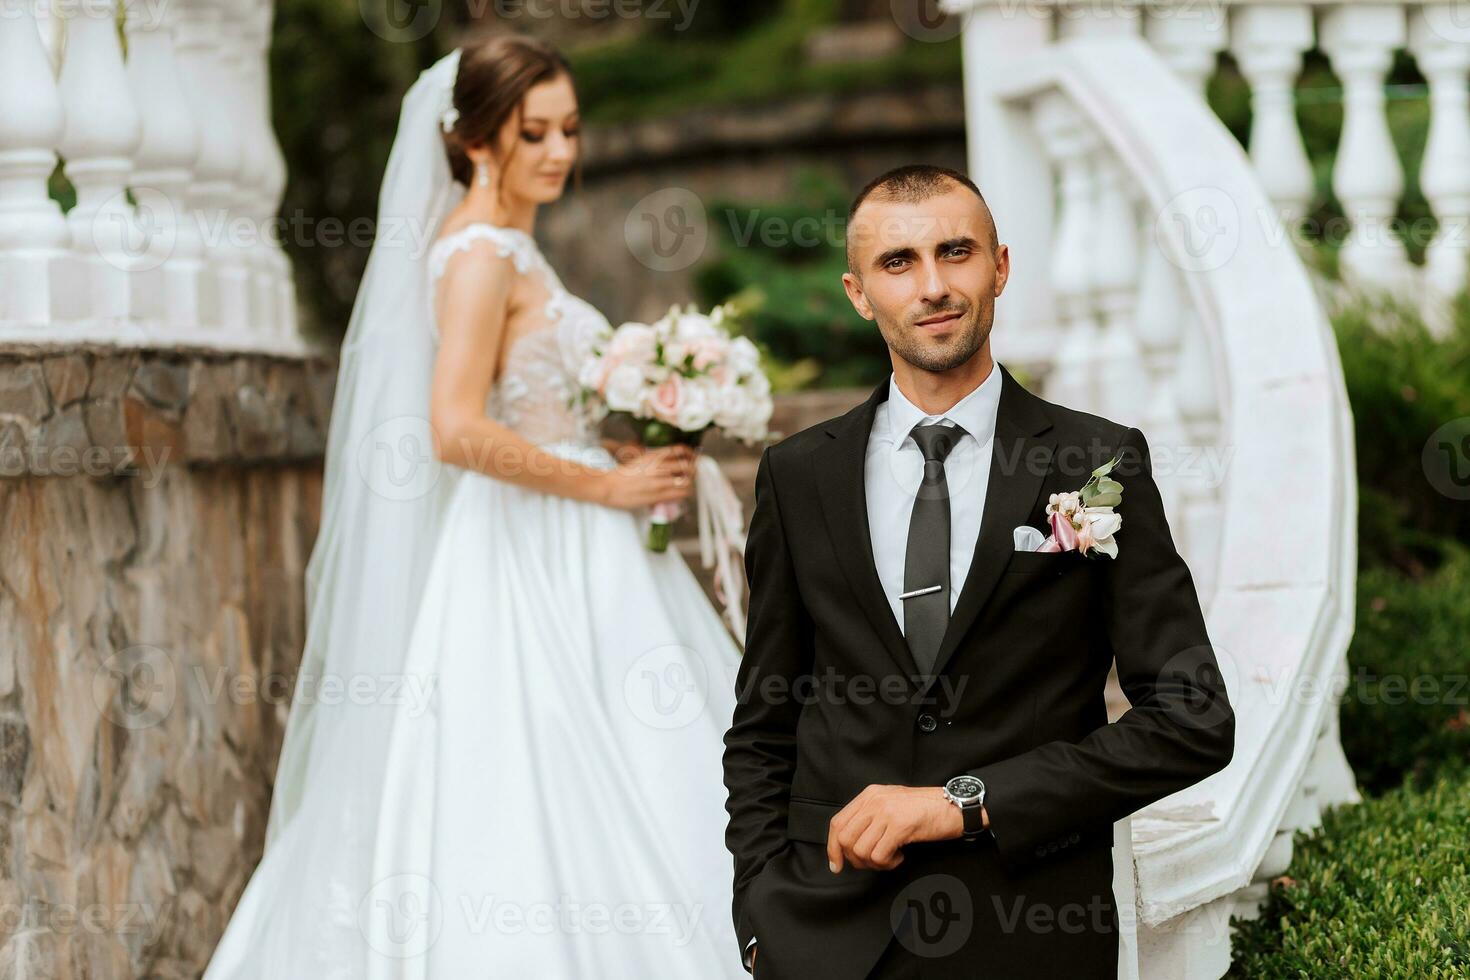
692,170,889,390
1211,49,1432,269
268,3,451,340
1340,544,1470,796
1227,764,1470,978
567,0,962,123
1332,290,1470,573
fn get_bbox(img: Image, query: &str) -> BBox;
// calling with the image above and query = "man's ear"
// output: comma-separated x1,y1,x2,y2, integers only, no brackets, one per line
841,271,873,321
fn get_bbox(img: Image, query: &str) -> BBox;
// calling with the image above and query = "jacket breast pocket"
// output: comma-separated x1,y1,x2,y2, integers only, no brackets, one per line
1005,549,1088,576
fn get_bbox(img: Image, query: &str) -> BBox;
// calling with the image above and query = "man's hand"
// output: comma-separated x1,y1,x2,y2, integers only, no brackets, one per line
826,785,975,873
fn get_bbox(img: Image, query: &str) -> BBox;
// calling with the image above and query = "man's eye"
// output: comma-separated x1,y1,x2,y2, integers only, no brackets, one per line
946,247,970,258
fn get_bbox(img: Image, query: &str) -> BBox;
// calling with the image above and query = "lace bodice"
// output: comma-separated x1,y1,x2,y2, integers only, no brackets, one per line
428,223,612,452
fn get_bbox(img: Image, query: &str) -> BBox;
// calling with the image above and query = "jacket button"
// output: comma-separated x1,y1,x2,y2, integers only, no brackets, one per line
1035,846,1047,857
916,713,937,733
1069,832,1081,844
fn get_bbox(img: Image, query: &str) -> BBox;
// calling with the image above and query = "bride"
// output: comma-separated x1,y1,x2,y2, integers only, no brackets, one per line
204,35,748,979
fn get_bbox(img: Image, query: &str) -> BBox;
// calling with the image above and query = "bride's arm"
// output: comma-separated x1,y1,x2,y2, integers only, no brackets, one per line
428,242,689,507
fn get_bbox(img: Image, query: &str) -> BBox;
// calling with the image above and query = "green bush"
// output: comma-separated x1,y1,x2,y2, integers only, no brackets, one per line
1227,764,1470,977
1332,291,1470,573
693,170,890,390
1340,544,1470,795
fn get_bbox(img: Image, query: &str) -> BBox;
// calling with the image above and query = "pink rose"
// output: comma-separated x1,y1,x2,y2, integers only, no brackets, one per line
648,374,685,424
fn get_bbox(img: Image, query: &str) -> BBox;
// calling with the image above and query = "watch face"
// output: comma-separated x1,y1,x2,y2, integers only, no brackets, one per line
946,775,983,802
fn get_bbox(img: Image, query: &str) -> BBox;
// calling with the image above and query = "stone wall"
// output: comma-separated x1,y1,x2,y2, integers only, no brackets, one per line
0,346,335,978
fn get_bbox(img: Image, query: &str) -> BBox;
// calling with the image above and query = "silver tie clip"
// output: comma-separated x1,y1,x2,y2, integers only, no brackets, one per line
899,584,944,600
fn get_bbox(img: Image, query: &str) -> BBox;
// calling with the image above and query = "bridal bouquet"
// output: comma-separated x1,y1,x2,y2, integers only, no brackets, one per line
577,302,774,553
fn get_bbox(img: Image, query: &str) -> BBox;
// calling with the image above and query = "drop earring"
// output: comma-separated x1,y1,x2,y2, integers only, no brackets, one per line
476,162,490,188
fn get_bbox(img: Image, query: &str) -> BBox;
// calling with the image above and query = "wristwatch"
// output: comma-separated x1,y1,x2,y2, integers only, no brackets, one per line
942,774,987,840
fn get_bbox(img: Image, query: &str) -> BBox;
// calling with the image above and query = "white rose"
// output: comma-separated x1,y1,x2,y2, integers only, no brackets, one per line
712,384,749,430
603,363,647,413
674,309,717,341
674,379,715,431
609,323,657,362
729,335,760,376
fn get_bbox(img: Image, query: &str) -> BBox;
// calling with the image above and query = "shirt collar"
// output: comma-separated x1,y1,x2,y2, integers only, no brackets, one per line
881,364,1004,455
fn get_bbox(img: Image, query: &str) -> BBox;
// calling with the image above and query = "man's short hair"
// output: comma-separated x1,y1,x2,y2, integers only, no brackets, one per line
845,164,997,275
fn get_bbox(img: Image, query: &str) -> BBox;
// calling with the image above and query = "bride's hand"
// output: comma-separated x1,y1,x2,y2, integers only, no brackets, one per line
596,445,698,510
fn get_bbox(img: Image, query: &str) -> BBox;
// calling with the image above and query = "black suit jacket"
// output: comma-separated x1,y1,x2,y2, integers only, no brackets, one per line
722,364,1235,979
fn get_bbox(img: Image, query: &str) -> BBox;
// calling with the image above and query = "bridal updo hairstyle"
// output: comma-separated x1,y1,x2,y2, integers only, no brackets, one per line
440,34,581,190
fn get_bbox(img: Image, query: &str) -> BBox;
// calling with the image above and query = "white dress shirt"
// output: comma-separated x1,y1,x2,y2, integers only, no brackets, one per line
864,366,1004,634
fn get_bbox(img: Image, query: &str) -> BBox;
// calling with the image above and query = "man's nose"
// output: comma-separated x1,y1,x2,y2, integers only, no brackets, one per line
918,259,950,306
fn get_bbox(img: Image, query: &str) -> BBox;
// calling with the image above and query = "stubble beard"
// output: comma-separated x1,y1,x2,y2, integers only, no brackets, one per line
881,305,991,374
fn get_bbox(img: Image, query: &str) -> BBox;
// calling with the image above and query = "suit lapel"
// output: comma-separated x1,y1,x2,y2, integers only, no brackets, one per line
926,364,1056,683
814,376,921,681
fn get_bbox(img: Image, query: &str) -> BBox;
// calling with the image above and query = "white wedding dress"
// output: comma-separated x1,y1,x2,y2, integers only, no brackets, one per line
202,221,748,978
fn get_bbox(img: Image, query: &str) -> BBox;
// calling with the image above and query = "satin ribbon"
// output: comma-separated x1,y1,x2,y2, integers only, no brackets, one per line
693,454,748,644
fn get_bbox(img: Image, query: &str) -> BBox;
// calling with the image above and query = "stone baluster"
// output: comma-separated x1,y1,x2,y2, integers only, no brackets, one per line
58,0,158,337
247,0,295,339
125,0,205,338
1409,5,1470,334
1320,5,1412,292
1091,150,1151,426
1230,6,1317,236
1132,244,1190,525
0,3,79,331
176,0,244,335
1143,5,1227,95
1173,318,1222,605
219,1,269,338
1032,91,1102,413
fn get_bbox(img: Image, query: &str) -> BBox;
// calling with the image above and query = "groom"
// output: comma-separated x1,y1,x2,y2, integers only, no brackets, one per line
721,165,1235,979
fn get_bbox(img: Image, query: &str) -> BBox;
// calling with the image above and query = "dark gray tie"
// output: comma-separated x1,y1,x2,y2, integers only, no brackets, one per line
903,421,965,676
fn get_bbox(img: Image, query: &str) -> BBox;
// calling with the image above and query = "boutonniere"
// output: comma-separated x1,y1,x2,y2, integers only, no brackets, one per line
1039,454,1124,558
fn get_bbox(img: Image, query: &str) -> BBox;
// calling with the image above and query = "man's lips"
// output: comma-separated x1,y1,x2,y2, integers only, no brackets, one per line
914,311,963,327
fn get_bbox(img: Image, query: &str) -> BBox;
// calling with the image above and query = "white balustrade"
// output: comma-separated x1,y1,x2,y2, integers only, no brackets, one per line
1409,4,1470,334
1320,5,1412,291
949,0,1470,331
1229,6,1316,232
0,1,79,330
126,0,206,334
0,0,302,351
59,0,157,335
